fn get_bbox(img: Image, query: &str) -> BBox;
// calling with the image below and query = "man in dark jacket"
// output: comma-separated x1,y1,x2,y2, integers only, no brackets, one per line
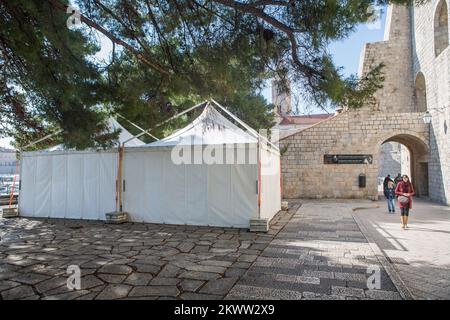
383,175,393,190
384,180,396,213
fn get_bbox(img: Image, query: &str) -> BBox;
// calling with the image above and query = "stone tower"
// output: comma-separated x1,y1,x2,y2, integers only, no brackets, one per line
272,79,292,118
409,0,450,204
359,5,415,113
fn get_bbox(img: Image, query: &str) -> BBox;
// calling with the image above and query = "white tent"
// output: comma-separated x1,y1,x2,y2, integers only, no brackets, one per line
18,102,281,229
18,117,143,220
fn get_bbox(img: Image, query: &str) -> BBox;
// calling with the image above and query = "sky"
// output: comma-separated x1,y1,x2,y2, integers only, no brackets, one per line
0,6,387,149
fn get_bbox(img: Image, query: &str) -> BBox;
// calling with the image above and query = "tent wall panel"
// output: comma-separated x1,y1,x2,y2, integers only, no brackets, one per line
98,153,118,216
143,151,165,223
185,164,208,225
231,164,258,226
34,156,52,217
259,147,282,221
50,155,67,218
82,154,100,220
19,151,117,220
207,164,232,227
123,151,147,222
122,148,258,228
66,154,84,219
19,156,37,217
163,153,187,225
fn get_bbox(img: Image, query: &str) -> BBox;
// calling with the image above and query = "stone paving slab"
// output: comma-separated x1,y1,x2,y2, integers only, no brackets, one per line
0,207,295,300
226,200,401,300
352,199,450,300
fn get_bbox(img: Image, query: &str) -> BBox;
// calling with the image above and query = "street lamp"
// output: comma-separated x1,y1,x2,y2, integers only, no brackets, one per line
423,111,432,124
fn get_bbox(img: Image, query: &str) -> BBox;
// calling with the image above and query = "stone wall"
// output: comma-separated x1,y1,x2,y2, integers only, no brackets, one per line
378,143,412,189
411,0,450,204
359,5,415,113
280,110,429,200
378,142,402,182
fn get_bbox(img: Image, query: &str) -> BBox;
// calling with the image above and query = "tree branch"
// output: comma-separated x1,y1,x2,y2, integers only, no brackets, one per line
211,0,306,69
248,1,292,6
49,0,171,76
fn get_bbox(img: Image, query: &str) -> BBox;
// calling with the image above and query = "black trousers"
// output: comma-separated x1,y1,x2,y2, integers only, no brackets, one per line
401,207,410,217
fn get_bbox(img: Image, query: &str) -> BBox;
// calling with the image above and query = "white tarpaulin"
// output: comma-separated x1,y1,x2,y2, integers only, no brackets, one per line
147,105,257,147
123,147,258,228
122,104,277,228
19,150,117,219
259,145,282,220
19,102,281,229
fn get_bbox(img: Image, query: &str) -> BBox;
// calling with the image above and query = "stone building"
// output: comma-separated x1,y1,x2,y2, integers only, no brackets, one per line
271,79,334,139
280,2,449,205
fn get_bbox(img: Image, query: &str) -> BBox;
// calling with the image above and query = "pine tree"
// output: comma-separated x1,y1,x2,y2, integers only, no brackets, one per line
0,0,424,148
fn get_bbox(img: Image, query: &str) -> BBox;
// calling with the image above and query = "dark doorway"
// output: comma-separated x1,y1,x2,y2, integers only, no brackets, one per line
419,162,429,197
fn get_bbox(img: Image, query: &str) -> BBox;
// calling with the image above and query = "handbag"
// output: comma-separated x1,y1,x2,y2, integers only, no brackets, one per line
398,196,409,204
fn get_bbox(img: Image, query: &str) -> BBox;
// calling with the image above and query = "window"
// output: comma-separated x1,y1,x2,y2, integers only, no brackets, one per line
435,0,449,57
415,72,427,112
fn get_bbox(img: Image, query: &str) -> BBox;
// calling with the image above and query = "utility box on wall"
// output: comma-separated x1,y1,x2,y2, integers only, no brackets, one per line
359,174,366,188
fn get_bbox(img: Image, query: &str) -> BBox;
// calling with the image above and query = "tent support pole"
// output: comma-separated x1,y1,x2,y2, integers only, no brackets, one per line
122,101,208,145
117,145,124,212
116,114,160,141
257,138,261,219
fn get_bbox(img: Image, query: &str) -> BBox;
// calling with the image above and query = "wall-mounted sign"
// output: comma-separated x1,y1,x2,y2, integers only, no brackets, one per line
324,154,373,165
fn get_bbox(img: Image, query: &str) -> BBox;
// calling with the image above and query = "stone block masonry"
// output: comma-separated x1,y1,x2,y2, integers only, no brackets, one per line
280,110,429,200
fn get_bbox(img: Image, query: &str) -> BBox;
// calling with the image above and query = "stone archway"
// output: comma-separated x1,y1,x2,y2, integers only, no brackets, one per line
378,133,430,197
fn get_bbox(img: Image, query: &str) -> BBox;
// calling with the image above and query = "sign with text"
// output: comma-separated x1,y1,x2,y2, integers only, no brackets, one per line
324,154,373,165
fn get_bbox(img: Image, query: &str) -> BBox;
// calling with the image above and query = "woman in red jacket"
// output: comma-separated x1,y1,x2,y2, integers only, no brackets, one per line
395,175,415,229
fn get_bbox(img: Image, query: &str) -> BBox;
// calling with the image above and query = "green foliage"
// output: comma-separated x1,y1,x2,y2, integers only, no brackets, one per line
0,0,119,149
0,0,427,148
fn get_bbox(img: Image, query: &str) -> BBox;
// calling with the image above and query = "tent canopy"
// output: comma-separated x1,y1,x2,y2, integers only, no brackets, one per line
108,118,145,147
45,117,144,152
145,104,258,147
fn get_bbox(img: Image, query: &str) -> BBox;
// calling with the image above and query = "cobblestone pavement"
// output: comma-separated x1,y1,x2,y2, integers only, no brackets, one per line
352,199,450,300
0,209,294,300
227,200,402,300
4,199,446,300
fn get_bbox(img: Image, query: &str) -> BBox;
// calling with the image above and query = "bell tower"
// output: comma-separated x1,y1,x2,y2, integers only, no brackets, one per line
272,79,292,117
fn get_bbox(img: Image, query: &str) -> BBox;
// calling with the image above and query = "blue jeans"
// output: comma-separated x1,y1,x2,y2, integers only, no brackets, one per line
387,198,395,212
